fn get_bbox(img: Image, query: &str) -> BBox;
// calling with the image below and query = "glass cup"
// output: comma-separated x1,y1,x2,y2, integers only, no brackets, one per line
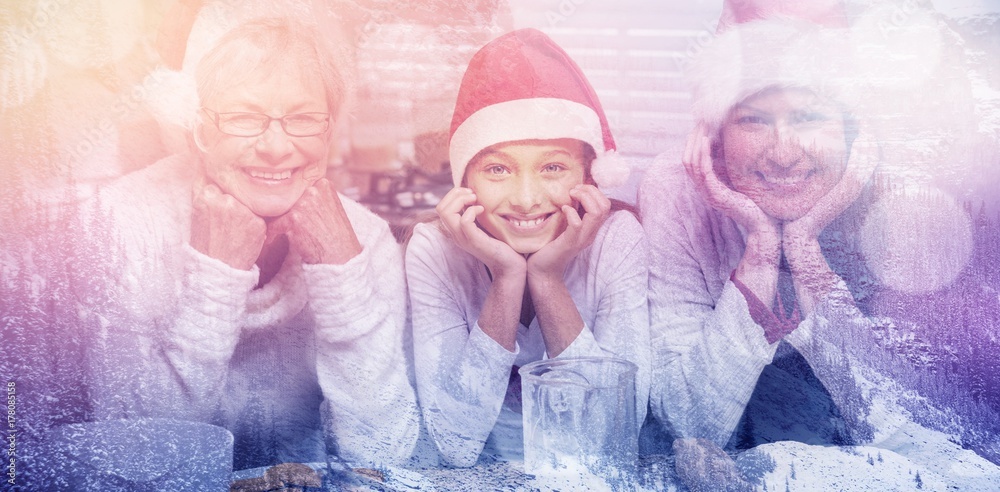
43,417,233,491
520,356,638,490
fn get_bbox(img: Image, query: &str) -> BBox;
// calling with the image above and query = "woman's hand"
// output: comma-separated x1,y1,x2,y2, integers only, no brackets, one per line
526,184,610,281
782,133,878,314
684,123,779,238
784,132,879,245
685,123,782,316
435,187,526,278
267,178,362,265
190,179,266,270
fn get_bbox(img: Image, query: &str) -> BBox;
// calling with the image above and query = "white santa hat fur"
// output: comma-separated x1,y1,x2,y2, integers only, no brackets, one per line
687,1,860,133
449,28,629,189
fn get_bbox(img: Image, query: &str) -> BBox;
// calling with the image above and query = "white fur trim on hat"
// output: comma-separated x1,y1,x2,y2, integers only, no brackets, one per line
449,97,605,187
686,17,854,132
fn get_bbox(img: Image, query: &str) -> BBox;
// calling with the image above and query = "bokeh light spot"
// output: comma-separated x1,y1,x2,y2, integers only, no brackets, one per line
860,187,973,294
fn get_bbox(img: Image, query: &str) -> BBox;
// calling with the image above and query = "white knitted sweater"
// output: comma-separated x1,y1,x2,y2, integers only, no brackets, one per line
83,154,419,469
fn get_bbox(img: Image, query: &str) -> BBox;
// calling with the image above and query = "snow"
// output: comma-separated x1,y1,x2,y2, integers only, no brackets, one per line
969,73,1000,136
748,441,951,491
815,349,1000,490
931,1,1000,18
527,460,618,492
525,450,638,491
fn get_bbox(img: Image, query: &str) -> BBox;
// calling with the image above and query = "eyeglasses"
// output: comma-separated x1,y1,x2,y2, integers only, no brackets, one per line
201,108,331,137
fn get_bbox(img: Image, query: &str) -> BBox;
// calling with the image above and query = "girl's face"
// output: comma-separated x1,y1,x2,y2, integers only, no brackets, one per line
465,138,588,254
719,87,848,221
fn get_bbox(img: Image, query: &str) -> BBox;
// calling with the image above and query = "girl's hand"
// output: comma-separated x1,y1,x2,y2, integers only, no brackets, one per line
435,187,526,277
685,123,779,238
523,185,607,358
526,184,610,281
190,178,266,270
266,178,362,265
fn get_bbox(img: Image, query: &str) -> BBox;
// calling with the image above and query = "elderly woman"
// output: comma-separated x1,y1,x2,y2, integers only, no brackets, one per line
83,18,418,469
641,5,1000,488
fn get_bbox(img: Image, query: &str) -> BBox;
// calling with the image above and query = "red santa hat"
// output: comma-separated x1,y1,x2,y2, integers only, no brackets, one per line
688,0,857,133
449,28,629,188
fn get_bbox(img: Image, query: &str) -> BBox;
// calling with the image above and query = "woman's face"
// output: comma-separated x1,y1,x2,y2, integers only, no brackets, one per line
719,87,848,221
465,138,588,254
196,64,331,218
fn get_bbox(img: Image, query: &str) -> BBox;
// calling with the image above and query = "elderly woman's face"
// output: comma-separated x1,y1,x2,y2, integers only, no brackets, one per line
197,65,330,218
720,87,847,221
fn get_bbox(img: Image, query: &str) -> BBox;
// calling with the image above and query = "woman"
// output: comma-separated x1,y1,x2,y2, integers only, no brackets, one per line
646,87,875,446
82,18,418,469
406,28,651,467
642,6,1000,488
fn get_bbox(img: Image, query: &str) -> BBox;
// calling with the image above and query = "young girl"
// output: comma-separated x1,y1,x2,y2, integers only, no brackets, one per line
406,28,651,467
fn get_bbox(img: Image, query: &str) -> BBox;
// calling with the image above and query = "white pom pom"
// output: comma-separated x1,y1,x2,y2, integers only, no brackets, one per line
143,67,200,131
591,150,630,188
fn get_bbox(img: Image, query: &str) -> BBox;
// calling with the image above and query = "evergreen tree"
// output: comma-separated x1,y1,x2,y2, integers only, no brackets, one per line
735,410,757,450
737,448,777,485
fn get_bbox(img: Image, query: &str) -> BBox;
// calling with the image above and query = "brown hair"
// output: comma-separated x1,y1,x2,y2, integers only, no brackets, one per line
401,140,635,245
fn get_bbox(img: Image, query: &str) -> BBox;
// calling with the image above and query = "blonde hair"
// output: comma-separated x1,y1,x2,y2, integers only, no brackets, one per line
195,17,350,113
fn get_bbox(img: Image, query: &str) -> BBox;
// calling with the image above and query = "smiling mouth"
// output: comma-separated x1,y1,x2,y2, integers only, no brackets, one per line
758,171,813,187
246,169,294,181
504,213,553,230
